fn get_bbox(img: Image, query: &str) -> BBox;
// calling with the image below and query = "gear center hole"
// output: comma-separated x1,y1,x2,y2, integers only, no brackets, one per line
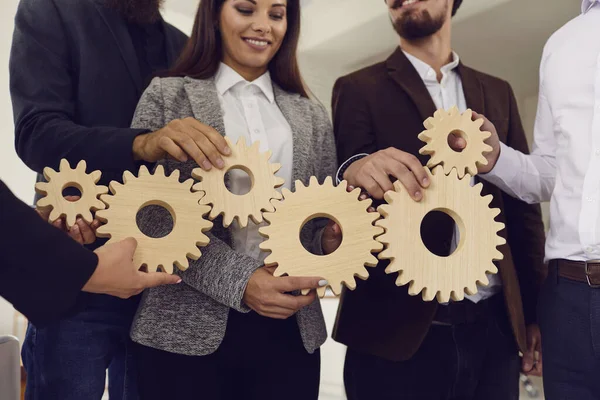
62,183,83,202
300,215,342,256
136,203,174,239
225,166,254,196
420,210,463,257
448,129,468,153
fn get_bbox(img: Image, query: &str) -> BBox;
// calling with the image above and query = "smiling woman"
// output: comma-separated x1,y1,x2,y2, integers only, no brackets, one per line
128,0,338,399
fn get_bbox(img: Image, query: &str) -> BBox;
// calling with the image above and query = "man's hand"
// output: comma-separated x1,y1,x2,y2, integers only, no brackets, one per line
448,111,501,174
522,324,543,377
343,148,430,200
85,238,181,299
243,267,327,319
36,196,99,244
132,117,231,170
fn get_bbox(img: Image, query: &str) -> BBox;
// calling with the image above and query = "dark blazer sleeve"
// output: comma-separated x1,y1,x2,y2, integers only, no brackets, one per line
332,76,378,165
501,83,547,324
9,0,148,175
0,180,98,326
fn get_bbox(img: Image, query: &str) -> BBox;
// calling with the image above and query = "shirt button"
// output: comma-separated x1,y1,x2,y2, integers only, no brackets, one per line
587,246,595,253
253,129,260,134
587,196,595,202
247,103,253,109
596,149,600,156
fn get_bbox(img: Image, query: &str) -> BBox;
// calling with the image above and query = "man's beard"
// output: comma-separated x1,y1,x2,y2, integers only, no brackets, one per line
105,0,164,24
391,1,447,40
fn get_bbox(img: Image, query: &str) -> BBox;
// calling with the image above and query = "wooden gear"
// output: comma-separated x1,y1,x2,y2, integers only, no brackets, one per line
192,136,285,228
418,107,493,178
259,176,383,298
35,159,108,228
95,165,213,274
376,166,505,303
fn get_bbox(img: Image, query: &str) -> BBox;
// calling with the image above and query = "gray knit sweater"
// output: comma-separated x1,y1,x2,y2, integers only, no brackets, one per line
129,76,337,356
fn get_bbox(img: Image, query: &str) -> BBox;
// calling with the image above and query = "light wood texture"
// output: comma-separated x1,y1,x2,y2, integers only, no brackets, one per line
192,136,285,228
418,107,493,178
259,176,383,298
96,165,212,274
35,159,108,228
376,166,506,303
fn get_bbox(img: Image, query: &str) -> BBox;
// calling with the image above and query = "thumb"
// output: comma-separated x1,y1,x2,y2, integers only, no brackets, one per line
281,276,328,292
117,237,138,257
138,272,182,289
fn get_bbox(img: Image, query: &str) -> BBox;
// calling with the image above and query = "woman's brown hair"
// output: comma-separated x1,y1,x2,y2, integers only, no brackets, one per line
167,0,308,98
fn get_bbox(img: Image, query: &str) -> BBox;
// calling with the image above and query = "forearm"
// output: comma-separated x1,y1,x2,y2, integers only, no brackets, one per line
0,180,97,325
481,143,556,204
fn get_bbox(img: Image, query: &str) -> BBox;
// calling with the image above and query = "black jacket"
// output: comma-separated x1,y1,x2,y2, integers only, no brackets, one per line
10,0,188,188
0,180,98,326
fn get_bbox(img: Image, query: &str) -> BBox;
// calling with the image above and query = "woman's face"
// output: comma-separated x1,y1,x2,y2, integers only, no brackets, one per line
219,0,288,79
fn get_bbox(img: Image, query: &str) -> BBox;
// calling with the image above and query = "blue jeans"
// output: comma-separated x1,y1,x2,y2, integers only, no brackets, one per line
539,264,600,399
22,294,139,400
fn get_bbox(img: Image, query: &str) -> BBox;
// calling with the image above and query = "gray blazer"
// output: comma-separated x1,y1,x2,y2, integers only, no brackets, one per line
129,76,337,356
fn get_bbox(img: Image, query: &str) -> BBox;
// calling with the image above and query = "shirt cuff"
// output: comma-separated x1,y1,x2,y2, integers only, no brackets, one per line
336,153,369,184
479,142,520,189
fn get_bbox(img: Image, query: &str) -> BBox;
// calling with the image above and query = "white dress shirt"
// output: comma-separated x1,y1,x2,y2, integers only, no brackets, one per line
482,1,600,262
402,51,501,303
215,63,293,262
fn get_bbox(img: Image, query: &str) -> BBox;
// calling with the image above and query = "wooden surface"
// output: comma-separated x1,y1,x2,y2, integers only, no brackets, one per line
376,166,506,303
192,136,285,228
260,176,383,297
35,159,108,228
96,165,212,274
418,107,493,178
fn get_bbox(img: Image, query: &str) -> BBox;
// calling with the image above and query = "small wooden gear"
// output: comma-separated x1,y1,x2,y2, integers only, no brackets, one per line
35,159,108,228
259,176,383,297
192,136,285,228
418,107,493,178
95,165,213,274
376,166,505,303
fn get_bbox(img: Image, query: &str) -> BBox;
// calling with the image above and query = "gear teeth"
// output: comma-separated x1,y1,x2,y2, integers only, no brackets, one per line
123,170,136,182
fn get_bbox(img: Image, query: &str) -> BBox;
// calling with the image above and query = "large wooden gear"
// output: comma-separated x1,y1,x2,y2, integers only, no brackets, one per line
192,136,284,228
95,165,213,274
35,159,108,228
376,166,505,303
259,176,383,297
418,107,492,178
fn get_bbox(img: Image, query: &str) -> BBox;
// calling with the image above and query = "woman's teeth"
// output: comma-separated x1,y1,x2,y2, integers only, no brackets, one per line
245,39,268,47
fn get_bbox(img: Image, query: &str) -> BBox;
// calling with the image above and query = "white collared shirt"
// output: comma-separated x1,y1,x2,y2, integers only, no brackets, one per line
215,63,293,262
482,2,600,262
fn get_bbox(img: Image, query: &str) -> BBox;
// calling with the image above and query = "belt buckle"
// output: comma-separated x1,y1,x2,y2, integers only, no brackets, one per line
584,260,600,288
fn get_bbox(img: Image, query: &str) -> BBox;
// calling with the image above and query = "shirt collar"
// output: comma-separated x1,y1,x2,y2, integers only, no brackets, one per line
582,0,599,13
402,50,460,82
215,62,275,103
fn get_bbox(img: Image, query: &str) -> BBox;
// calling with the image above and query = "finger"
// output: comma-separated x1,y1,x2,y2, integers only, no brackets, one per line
90,219,102,232
191,132,225,169
77,218,96,244
137,272,182,289
346,185,355,192
385,163,422,201
387,151,429,188
368,207,376,213
52,218,65,230
64,195,81,202
158,136,189,163
448,132,467,151
269,292,317,312
172,132,212,169
187,119,231,156
278,276,327,293
360,175,385,200
69,223,85,244
522,351,534,373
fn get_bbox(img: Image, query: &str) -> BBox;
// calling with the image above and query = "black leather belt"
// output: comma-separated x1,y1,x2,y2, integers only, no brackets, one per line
550,259,600,288
432,293,504,325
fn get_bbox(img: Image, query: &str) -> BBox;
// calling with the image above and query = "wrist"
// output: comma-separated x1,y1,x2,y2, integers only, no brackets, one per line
132,134,148,161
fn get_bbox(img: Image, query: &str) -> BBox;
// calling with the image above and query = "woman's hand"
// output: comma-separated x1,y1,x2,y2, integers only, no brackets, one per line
243,266,327,319
36,196,100,245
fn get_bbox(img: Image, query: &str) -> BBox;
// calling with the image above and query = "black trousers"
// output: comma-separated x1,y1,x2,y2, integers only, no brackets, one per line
344,294,520,400
539,264,600,399
134,310,320,400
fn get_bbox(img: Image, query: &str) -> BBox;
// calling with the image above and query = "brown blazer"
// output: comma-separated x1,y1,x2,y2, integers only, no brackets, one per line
331,47,547,362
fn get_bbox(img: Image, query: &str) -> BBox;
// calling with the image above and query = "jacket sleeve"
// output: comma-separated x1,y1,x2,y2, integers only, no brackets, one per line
10,0,148,176
0,180,98,326
131,78,262,313
500,82,547,324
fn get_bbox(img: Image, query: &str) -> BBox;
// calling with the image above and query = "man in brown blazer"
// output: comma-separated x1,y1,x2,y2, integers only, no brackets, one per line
332,0,547,399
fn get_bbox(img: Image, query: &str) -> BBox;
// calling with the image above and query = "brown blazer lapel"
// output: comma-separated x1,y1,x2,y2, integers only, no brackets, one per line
386,47,437,122
458,63,486,115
